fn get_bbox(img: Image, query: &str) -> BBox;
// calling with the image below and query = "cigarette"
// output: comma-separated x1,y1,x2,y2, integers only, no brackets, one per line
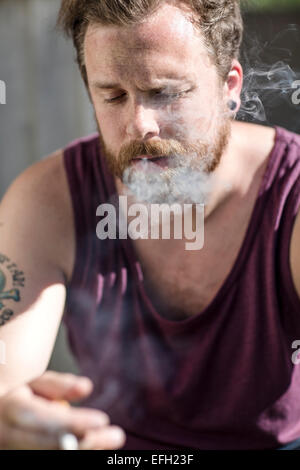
58,432,79,450
55,400,79,450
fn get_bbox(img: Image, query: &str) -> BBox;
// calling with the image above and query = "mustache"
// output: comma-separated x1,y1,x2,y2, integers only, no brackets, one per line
118,138,205,163
98,112,232,180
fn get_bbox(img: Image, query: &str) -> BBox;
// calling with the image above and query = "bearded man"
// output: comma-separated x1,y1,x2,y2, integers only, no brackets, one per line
0,0,300,451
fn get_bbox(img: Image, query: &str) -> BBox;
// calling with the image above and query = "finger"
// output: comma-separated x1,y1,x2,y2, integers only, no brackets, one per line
0,422,60,450
78,426,126,450
29,371,93,402
4,395,110,436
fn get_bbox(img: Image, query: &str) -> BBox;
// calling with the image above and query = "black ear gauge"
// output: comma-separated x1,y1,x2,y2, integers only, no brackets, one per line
228,100,238,111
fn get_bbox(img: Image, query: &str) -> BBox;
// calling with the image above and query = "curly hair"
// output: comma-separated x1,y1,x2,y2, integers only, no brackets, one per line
57,0,243,87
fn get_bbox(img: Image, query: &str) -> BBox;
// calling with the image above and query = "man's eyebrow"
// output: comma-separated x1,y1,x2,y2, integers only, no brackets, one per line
91,82,121,89
91,78,191,90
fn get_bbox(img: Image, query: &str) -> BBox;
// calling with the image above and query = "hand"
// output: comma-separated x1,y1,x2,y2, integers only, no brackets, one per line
0,370,126,450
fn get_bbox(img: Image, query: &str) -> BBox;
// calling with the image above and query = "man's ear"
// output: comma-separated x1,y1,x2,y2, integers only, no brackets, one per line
224,59,243,113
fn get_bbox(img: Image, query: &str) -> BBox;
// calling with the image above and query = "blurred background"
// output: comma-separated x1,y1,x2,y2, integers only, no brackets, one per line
0,0,300,375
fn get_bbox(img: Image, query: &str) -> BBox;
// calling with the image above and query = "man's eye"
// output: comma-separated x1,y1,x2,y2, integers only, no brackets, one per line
153,90,190,101
104,89,191,104
105,93,126,103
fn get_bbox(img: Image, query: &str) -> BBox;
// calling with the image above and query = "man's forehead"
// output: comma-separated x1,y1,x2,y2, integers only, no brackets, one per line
84,2,207,65
84,15,210,88
88,53,198,92
85,2,198,42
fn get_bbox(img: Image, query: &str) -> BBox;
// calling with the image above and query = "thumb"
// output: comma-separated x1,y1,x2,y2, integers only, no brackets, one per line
28,371,94,402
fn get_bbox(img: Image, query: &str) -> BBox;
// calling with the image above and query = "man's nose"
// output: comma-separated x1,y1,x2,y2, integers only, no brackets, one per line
126,101,160,141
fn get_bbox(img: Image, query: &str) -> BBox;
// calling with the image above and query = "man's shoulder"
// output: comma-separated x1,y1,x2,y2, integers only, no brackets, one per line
233,121,300,176
233,122,300,302
9,148,70,216
270,126,300,303
239,121,300,151
0,148,75,282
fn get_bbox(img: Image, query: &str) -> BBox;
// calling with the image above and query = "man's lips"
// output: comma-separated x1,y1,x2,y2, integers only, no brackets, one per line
131,155,170,169
133,155,166,161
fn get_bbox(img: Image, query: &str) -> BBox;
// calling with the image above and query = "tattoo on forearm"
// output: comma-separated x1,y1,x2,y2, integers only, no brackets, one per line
0,253,25,326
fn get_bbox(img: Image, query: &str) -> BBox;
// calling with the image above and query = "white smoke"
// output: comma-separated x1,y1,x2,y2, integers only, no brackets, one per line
238,24,300,122
122,155,215,205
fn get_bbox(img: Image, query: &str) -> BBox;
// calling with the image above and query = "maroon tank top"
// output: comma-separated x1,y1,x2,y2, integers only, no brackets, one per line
62,125,300,450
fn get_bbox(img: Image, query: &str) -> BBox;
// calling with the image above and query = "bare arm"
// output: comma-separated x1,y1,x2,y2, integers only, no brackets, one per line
0,150,73,394
0,153,126,449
